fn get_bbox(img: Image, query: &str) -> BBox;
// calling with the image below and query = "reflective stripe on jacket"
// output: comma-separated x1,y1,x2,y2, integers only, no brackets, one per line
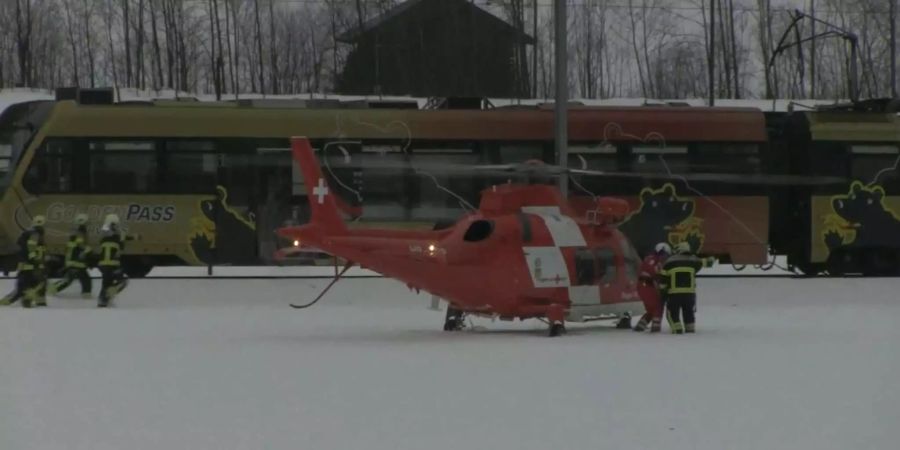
659,254,714,294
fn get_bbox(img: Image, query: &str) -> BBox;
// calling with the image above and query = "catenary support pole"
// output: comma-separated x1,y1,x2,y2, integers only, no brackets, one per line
554,0,568,196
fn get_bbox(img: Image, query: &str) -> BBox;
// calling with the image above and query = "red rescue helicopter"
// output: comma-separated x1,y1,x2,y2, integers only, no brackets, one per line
277,137,841,336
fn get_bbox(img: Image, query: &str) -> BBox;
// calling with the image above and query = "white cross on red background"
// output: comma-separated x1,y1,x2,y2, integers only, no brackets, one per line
313,178,329,204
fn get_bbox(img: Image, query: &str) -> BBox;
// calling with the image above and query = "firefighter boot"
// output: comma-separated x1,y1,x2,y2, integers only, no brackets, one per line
633,314,650,332
615,312,632,329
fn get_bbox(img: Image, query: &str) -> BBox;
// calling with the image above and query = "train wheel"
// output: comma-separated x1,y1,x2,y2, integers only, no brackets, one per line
826,250,851,277
794,263,824,277
861,249,898,277
122,262,153,278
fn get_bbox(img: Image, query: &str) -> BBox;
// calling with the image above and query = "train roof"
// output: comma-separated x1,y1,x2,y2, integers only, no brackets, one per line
39,100,768,143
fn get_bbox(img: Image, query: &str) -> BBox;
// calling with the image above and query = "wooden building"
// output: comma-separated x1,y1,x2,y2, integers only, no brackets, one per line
336,0,534,99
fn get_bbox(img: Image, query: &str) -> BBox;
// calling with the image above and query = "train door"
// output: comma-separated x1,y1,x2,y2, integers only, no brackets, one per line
211,143,261,265
252,144,295,263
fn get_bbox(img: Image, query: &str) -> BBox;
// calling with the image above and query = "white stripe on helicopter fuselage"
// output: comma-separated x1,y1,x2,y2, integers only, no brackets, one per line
522,246,570,288
520,206,587,247
521,207,642,317
521,207,589,299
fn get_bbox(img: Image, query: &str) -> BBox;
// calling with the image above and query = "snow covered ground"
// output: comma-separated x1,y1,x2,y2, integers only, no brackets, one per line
1,275,898,450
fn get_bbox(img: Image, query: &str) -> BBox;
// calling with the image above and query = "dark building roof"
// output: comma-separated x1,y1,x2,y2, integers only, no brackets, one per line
337,0,534,45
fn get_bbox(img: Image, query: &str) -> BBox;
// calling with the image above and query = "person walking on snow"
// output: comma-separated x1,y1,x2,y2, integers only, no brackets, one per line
49,213,93,298
1,215,48,308
659,242,715,334
634,242,670,333
97,214,136,307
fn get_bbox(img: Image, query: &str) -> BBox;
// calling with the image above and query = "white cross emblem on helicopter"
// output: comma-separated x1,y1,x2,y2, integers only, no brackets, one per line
313,178,329,204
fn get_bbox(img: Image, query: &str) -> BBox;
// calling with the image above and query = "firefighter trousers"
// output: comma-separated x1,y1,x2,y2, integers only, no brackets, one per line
635,280,664,332
666,293,696,333
52,267,92,295
1,275,25,305
99,267,127,307
19,270,44,307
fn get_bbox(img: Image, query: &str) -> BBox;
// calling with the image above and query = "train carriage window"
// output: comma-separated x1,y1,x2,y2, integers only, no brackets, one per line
631,145,690,174
163,140,219,193
496,143,551,186
849,145,900,189
355,145,409,220
499,143,544,163
219,150,258,206
851,145,899,155
809,141,846,177
568,143,619,195
89,140,158,193
0,142,11,174
693,143,761,174
24,139,77,193
411,144,479,221
594,247,617,284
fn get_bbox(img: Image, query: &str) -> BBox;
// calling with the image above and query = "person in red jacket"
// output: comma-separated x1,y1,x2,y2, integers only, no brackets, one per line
633,242,670,333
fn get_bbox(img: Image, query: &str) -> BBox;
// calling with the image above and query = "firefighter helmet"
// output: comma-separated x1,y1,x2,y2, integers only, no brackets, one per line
674,241,691,254
654,242,672,255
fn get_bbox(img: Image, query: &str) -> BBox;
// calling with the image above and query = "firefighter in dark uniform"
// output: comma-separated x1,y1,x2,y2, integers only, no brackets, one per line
659,242,715,334
49,213,93,298
97,214,133,307
0,215,48,308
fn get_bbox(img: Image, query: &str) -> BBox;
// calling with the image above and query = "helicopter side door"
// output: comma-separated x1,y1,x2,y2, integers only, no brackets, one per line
569,247,617,306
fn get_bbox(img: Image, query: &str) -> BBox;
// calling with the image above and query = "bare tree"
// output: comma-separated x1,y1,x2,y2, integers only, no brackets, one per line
82,0,97,87
254,0,265,94
628,0,649,96
810,0,816,98
206,0,220,99
268,0,279,95
137,0,146,90
62,0,80,85
149,0,164,89
223,0,236,97
104,0,118,93
14,0,34,86
892,0,897,97
122,0,131,87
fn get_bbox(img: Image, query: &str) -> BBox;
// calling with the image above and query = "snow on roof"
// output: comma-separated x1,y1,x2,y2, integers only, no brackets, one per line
0,87,862,117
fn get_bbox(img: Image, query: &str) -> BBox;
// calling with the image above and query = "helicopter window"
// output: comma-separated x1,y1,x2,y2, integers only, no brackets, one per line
594,247,616,284
574,249,595,285
463,220,494,242
517,213,532,243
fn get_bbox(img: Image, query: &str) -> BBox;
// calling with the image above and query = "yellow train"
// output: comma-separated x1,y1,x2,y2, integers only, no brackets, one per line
3,96,897,276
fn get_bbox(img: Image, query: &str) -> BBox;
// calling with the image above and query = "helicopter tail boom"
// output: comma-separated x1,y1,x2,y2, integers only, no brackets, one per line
290,136,348,235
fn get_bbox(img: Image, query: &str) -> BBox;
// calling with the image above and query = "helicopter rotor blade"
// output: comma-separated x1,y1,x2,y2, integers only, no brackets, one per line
567,168,847,186
322,159,847,186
